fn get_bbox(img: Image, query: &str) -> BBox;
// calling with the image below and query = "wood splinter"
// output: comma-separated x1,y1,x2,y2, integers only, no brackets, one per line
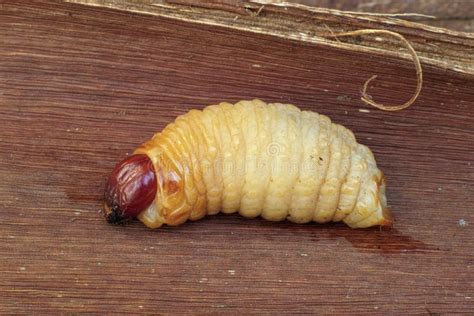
319,29,423,111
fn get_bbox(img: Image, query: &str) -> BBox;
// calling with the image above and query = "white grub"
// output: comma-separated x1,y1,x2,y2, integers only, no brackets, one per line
136,100,390,229
228,270,236,275
300,253,308,257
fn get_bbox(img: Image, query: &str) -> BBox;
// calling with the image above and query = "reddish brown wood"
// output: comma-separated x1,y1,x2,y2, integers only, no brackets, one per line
0,1,473,314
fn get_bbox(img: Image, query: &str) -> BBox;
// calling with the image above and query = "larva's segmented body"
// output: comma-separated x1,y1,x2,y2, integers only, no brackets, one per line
134,99,392,229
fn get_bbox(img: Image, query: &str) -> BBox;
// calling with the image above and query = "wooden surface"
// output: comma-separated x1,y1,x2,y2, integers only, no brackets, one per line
297,0,474,32
1,1,473,314
68,0,474,76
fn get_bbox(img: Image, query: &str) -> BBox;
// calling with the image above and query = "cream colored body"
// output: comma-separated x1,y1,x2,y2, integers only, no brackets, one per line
135,100,392,228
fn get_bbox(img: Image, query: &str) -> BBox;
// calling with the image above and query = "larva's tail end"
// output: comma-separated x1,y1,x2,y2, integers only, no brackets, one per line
345,207,394,229
344,171,394,229
379,207,394,228
378,174,394,228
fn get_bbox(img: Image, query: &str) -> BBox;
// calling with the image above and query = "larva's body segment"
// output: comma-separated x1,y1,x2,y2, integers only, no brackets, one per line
134,99,392,229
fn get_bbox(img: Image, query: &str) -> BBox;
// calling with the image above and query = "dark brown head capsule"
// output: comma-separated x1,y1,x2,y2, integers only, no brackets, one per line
103,154,157,224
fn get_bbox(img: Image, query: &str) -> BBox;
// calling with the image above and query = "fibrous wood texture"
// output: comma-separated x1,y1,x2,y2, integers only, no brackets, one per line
67,0,474,76
0,0,473,314
292,0,474,32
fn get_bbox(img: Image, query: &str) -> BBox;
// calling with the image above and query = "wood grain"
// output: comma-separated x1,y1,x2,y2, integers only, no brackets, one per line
68,0,474,76
0,1,473,314
296,0,474,32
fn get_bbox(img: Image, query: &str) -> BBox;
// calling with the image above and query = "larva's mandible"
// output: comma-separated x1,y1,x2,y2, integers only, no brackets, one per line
104,100,393,229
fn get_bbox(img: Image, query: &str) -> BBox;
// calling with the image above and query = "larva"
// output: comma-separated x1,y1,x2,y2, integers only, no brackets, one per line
104,99,393,229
